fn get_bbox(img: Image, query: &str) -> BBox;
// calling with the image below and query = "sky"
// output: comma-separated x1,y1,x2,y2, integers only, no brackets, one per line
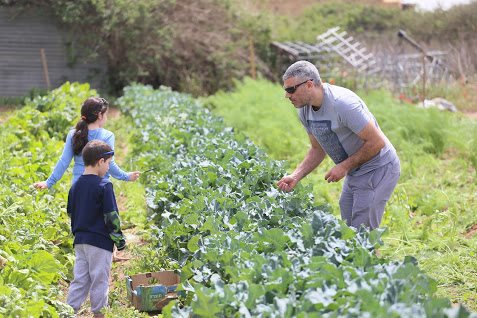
404,0,475,10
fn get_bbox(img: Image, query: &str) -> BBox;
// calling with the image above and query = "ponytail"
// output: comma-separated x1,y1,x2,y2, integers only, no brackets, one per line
72,119,89,155
72,97,109,155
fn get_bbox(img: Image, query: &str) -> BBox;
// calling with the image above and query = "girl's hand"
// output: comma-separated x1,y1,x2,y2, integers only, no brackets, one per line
128,171,141,181
33,181,48,190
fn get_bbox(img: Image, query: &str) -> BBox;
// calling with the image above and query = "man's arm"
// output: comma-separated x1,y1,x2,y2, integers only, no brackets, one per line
277,133,326,192
324,120,385,183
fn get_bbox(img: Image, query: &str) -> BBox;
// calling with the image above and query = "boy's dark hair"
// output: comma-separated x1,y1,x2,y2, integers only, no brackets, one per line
82,140,113,166
72,97,109,155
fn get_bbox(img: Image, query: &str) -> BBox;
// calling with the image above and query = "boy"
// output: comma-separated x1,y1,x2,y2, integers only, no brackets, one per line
66,140,126,317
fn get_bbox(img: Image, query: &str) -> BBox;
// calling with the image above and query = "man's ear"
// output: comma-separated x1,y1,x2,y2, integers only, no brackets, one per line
98,158,105,165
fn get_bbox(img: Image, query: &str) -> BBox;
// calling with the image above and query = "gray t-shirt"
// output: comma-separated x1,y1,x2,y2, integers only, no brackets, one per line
298,83,397,176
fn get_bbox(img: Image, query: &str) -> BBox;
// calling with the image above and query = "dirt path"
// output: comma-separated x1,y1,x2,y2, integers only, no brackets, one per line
107,106,144,314
108,106,121,119
464,111,477,120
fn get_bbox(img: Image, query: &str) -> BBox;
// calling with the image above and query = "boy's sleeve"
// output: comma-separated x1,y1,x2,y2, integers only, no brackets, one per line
67,188,73,218
102,182,126,250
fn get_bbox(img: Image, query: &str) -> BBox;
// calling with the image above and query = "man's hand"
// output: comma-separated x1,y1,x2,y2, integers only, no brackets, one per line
277,175,299,192
324,164,348,183
33,181,48,190
277,134,325,192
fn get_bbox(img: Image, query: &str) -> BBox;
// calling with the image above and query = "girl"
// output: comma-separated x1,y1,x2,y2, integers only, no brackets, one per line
34,97,140,189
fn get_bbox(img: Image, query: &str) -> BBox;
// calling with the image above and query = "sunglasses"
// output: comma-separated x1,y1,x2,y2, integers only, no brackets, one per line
284,79,313,94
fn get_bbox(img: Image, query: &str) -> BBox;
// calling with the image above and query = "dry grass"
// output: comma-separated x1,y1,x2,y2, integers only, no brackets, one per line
243,0,401,16
427,81,477,113
0,105,16,124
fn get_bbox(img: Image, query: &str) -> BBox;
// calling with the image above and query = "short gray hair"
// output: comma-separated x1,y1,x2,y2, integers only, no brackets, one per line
282,60,321,85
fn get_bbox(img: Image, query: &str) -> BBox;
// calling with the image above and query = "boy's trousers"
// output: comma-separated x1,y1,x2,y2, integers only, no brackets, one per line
67,244,113,314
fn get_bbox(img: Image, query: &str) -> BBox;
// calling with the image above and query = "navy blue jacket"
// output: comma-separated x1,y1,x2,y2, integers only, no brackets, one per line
67,174,124,252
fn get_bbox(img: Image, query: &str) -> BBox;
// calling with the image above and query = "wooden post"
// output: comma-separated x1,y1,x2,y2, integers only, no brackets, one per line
40,48,51,89
422,53,426,102
397,30,430,101
248,36,256,79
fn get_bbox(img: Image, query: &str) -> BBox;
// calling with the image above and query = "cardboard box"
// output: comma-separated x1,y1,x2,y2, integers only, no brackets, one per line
126,271,180,312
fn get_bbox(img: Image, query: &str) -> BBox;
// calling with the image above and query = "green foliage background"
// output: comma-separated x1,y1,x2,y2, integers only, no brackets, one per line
4,0,476,96
3,0,273,96
269,1,477,43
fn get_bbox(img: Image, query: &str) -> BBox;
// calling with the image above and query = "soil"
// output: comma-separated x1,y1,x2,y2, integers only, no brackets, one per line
464,224,477,239
463,111,477,120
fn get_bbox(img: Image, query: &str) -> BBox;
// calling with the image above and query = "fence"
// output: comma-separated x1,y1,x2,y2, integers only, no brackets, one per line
0,7,107,97
272,27,453,95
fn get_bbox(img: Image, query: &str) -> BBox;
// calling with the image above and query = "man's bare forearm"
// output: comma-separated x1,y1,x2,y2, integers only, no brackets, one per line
291,147,326,181
340,138,384,172
338,121,386,173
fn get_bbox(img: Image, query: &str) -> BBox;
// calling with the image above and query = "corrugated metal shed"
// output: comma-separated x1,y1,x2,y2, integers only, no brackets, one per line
0,7,107,97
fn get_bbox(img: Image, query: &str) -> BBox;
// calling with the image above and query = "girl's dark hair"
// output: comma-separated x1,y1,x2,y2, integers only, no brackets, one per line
82,140,113,166
72,97,109,155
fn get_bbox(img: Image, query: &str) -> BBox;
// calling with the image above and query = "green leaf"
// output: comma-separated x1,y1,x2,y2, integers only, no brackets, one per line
25,299,58,318
191,287,223,317
187,235,201,253
27,250,62,285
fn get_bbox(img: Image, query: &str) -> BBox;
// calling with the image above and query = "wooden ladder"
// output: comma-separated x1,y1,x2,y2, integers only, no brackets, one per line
316,27,380,75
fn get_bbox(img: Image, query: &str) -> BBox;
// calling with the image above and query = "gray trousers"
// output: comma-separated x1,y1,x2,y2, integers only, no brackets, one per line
339,158,400,230
67,244,112,314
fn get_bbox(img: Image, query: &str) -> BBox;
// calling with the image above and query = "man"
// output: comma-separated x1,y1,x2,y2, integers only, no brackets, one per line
277,61,400,230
